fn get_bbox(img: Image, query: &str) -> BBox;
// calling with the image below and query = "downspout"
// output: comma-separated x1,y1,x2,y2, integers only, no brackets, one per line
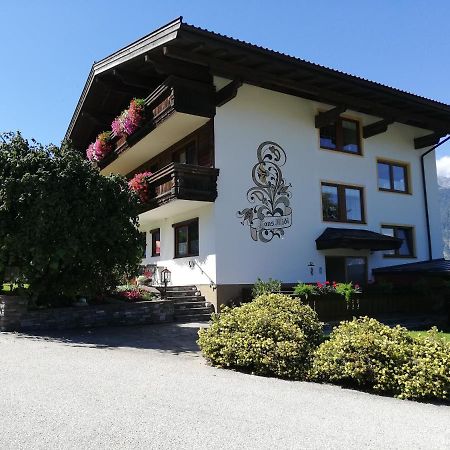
421,135,450,260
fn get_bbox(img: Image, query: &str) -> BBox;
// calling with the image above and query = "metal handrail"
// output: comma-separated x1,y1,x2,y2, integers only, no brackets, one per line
188,260,217,291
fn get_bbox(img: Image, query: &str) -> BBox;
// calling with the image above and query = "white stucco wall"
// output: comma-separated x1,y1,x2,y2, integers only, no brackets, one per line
213,81,443,285
140,204,216,286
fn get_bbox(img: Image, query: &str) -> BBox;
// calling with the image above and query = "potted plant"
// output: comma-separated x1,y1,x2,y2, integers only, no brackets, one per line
128,171,152,203
86,131,113,162
111,98,146,142
333,281,362,313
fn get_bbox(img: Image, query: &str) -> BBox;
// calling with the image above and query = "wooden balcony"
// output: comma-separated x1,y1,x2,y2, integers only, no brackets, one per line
141,163,220,213
99,76,215,175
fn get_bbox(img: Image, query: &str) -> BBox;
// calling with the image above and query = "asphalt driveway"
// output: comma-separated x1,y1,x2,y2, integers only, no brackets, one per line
0,322,449,449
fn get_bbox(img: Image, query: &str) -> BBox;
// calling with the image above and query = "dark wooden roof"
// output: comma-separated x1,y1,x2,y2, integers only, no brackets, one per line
373,258,450,274
66,17,450,152
316,227,402,251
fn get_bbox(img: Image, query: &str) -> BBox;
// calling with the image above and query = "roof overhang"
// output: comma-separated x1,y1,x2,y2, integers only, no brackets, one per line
373,258,450,274
66,17,450,153
316,227,403,251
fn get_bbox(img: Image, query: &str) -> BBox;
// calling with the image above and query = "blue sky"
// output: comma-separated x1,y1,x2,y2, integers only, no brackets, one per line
1,0,450,169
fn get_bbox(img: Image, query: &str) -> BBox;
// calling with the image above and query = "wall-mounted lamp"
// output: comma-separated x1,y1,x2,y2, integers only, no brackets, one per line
307,261,315,276
188,260,195,269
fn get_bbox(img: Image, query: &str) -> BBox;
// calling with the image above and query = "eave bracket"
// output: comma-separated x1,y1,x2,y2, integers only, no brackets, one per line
414,132,444,149
315,106,346,129
215,80,242,107
363,119,393,139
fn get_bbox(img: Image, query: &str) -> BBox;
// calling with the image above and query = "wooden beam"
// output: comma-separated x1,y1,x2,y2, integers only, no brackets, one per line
82,109,115,123
112,69,158,90
315,106,347,129
215,80,242,107
363,119,393,139
80,111,115,129
162,46,450,133
95,77,141,95
414,132,443,149
145,53,212,83
185,42,206,53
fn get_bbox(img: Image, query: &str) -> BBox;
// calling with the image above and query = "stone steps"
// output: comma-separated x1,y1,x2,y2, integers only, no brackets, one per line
174,306,214,316
165,286,197,293
169,295,205,303
175,313,214,322
174,300,209,308
168,285,214,322
166,293,204,302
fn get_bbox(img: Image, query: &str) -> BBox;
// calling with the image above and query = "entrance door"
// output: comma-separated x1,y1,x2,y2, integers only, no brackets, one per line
325,256,367,285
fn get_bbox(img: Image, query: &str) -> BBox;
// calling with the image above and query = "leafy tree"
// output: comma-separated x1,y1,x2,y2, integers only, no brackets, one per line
0,132,143,302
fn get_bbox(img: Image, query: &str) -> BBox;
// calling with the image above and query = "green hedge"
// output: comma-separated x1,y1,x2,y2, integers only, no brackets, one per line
312,317,450,400
198,294,322,379
198,297,449,401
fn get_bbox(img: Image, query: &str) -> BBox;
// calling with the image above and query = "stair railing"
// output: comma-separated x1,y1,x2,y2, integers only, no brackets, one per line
188,260,217,291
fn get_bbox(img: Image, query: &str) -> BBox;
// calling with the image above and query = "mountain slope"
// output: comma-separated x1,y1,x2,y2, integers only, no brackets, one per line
438,176,450,259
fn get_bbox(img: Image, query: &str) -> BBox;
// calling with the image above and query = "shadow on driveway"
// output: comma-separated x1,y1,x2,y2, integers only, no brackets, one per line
12,322,208,355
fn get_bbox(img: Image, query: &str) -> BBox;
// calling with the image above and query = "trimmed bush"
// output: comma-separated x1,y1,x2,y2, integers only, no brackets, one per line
198,293,322,379
311,317,412,394
251,277,281,297
395,328,450,400
311,317,450,400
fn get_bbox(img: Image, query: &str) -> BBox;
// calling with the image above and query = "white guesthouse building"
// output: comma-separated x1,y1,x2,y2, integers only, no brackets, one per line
66,18,449,310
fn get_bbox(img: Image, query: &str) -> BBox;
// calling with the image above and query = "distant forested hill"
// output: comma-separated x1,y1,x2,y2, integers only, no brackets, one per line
438,176,450,259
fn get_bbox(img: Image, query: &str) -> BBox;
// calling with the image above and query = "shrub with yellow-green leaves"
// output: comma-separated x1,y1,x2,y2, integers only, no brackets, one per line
197,294,322,379
394,328,450,400
311,317,450,401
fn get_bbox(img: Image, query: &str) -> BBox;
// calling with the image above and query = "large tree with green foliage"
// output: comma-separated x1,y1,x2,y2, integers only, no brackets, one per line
0,132,143,301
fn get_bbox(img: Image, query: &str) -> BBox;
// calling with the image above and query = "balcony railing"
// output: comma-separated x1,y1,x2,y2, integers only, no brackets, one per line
141,163,220,212
99,76,215,171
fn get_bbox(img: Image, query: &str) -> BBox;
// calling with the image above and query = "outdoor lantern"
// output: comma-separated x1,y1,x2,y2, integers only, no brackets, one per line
308,261,315,276
161,268,171,284
161,268,171,298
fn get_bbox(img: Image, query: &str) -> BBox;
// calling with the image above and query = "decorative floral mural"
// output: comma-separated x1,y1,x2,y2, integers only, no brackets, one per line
237,141,292,242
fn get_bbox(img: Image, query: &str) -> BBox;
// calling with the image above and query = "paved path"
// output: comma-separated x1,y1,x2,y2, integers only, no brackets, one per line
0,323,449,449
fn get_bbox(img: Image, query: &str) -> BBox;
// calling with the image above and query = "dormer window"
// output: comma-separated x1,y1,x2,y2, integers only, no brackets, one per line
320,118,361,155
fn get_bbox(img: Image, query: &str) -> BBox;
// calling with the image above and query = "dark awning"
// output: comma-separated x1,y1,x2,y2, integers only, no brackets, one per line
316,227,403,251
373,258,450,274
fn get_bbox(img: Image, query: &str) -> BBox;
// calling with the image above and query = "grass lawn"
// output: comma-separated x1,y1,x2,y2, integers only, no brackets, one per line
409,330,450,342
323,324,450,343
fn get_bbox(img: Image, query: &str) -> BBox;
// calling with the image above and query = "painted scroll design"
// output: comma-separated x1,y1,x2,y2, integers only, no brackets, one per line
237,141,292,242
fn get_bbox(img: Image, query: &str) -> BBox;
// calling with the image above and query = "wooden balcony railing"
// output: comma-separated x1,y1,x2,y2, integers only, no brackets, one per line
141,163,220,212
99,76,215,170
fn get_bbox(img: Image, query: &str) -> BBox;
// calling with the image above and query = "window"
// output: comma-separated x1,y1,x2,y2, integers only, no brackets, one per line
320,118,361,154
377,160,409,193
321,183,365,223
173,141,198,165
325,257,367,285
151,228,160,257
173,218,199,258
381,226,414,257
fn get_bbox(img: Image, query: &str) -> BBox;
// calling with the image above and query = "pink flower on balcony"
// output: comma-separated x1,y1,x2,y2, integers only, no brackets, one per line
128,171,153,202
111,98,145,138
86,131,113,162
